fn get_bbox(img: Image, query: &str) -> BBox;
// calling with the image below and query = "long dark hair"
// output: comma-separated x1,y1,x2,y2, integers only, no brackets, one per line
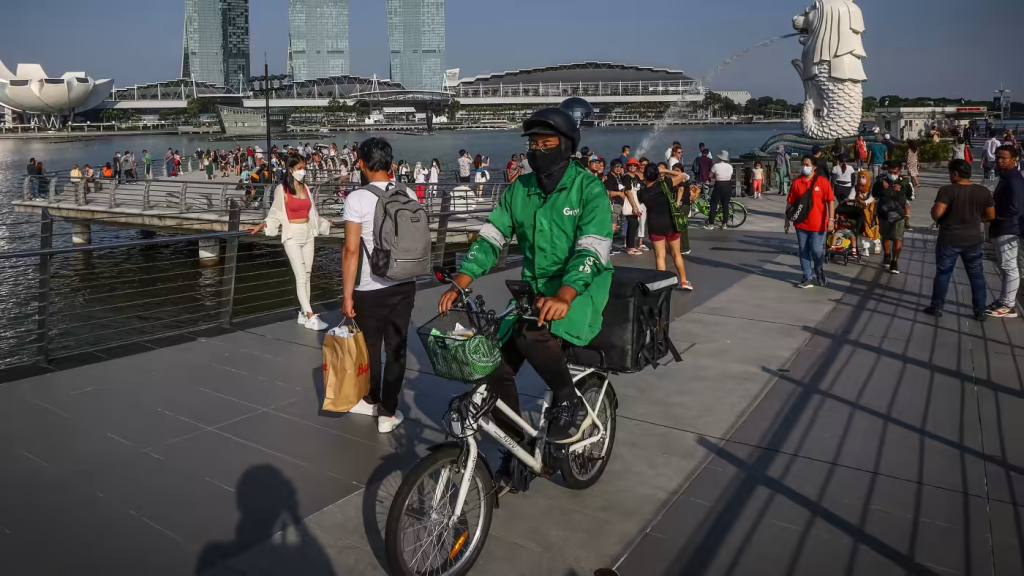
283,153,305,195
908,139,919,152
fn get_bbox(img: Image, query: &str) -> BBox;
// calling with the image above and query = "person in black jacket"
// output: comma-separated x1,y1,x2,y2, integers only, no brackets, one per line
987,145,1024,318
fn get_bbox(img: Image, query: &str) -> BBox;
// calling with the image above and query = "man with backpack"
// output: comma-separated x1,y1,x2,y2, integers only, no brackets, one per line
872,160,912,275
343,138,430,434
785,155,836,289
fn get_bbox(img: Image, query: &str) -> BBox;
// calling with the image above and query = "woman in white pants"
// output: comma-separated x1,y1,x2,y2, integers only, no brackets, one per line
249,153,330,331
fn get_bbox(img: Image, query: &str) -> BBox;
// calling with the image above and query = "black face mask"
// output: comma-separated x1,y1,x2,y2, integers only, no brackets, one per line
528,142,571,194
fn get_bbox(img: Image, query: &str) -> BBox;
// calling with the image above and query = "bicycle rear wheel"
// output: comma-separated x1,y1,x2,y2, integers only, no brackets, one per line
385,445,495,576
558,374,617,490
725,201,748,228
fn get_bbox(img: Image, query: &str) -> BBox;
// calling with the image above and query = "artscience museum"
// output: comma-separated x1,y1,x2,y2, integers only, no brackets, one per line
0,60,113,127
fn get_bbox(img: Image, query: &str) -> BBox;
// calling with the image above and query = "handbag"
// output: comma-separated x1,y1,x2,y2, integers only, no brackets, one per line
321,318,371,413
661,180,689,232
785,175,819,224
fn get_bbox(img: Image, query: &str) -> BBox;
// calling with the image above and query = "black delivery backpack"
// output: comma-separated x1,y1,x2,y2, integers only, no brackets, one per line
573,267,682,373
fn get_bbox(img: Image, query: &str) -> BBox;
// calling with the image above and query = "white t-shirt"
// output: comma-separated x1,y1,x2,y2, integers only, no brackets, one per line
668,157,680,170
428,166,439,183
752,168,764,180
832,164,856,186
710,162,734,182
414,168,426,183
343,181,419,291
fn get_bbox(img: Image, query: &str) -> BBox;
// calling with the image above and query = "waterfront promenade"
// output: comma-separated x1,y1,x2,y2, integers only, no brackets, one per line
1,172,1023,575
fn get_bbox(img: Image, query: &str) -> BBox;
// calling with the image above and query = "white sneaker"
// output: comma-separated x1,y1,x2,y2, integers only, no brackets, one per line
304,314,328,331
349,399,378,416
377,410,405,434
298,311,308,325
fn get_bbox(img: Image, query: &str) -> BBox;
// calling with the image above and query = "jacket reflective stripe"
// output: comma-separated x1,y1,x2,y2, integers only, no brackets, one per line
575,234,612,266
478,222,508,249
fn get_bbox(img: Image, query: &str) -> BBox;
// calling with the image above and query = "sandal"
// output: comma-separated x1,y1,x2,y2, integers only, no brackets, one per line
627,249,642,255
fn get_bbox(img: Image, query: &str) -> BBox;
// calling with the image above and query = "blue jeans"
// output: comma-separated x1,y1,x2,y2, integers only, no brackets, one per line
796,229,825,279
931,243,988,313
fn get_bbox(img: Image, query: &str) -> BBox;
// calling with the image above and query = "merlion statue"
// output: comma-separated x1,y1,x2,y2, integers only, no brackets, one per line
792,0,867,139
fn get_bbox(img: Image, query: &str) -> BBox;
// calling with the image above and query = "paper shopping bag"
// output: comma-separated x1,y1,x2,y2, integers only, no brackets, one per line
321,322,371,413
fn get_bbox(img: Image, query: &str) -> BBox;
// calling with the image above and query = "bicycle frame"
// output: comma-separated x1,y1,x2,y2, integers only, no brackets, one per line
446,364,612,525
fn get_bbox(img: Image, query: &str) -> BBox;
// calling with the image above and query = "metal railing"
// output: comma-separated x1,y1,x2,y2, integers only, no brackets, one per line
454,80,703,100
0,192,510,369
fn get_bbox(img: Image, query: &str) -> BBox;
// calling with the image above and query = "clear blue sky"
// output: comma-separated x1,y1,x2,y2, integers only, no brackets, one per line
0,0,1020,103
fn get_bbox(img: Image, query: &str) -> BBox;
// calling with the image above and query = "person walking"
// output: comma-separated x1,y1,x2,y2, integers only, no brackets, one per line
786,156,836,288
113,151,122,183
774,144,791,195
867,135,888,179
704,151,734,230
248,153,330,331
142,150,152,180
639,164,693,290
831,155,856,202
810,145,830,179
473,154,490,197
985,134,1002,180
906,140,921,188
342,138,419,434
872,161,912,274
951,137,968,161
853,170,881,256
924,159,995,320
457,149,472,183
986,145,1024,318
82,164,94,195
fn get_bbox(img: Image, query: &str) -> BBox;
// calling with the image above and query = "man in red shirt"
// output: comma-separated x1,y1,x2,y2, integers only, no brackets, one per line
785,155,836,288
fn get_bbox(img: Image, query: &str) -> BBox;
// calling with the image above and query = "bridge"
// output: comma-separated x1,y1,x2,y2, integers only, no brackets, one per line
11,170,503,261
1,170,1023,574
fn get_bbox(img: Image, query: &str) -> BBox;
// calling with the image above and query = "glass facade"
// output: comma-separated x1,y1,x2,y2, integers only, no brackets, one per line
182,0,250,91
289,0,350,81
386,0,445,92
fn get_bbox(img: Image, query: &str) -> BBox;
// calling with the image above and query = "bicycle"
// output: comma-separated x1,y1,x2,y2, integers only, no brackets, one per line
383,268,618,576
690,184,748,228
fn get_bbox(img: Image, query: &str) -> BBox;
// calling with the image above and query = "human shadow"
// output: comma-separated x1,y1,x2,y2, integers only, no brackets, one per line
195,465,337,576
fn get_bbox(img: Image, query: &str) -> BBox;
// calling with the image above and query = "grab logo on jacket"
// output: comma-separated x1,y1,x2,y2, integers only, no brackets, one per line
357,363,370,377
563,207,580,216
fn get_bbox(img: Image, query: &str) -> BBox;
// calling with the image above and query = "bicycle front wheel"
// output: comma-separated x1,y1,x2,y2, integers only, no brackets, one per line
725,201,748,228
385,445,495,576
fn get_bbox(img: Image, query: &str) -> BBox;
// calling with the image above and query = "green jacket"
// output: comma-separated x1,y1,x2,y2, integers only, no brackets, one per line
459,161,614,346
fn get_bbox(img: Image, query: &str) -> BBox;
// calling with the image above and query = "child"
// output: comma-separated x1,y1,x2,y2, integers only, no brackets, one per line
752,161,764,198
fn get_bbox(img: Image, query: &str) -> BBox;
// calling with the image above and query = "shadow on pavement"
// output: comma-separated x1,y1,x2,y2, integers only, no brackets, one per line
196,465,336,576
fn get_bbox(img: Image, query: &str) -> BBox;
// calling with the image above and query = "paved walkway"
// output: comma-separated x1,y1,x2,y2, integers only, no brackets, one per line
1,175,1022,575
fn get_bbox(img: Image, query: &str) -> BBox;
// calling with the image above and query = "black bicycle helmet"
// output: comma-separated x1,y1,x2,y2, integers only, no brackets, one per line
522,108,582,154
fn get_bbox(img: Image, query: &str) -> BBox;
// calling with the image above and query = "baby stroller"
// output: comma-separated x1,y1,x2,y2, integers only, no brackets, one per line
828,203,864,265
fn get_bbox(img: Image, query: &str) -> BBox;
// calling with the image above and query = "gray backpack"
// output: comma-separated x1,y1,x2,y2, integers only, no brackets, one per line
360,183,431,281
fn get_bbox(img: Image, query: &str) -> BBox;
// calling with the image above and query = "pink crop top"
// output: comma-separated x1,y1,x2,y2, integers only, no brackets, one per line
284,193,311,220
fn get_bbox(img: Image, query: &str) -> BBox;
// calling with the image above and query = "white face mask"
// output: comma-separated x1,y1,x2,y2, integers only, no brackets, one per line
801,166,814,176
888,173,899,182
292,169,306,183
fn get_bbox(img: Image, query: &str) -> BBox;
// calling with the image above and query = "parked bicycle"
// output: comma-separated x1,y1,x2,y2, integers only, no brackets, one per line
689,183,748,228
383,267,618,576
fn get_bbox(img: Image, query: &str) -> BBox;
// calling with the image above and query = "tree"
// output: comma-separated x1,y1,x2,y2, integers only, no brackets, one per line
862,96,878,113
185,97,218,121
446,99,462,121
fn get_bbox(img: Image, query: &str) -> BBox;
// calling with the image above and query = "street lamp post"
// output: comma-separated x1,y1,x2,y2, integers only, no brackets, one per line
248,64,290,162
994,84,1011,122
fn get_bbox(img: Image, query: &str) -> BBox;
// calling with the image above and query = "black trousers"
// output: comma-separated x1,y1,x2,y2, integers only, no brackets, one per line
624,215,640,248
351,282,416,417
708,180,731,226
485,322,576,442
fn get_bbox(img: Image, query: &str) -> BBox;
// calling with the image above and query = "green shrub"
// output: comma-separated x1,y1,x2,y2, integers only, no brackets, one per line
892,140,951,164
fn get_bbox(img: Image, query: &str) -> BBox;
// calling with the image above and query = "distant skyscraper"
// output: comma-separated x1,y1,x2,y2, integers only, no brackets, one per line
182,0,251,91
386,0,445,91
289,0,350,80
